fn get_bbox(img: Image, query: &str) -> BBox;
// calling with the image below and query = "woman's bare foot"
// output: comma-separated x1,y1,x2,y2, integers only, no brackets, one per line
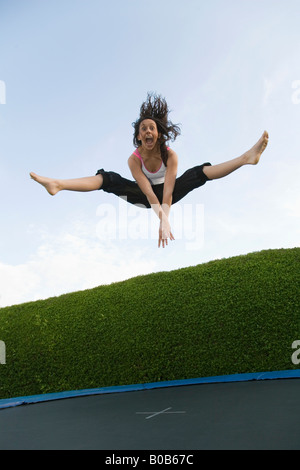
30,172,61,196
244,131,269,165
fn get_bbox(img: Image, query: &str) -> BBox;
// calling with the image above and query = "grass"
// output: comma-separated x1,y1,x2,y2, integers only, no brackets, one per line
0,247,299,400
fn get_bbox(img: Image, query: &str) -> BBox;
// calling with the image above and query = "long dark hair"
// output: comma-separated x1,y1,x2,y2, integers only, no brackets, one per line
132,93,181,166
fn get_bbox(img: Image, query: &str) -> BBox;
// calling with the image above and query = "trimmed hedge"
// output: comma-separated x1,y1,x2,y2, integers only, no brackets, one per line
0,248,299,399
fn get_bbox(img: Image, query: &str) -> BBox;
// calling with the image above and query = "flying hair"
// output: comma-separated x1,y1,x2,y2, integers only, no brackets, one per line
132,92,181,165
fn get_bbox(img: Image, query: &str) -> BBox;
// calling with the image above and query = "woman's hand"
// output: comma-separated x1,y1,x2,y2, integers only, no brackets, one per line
158,218,175,248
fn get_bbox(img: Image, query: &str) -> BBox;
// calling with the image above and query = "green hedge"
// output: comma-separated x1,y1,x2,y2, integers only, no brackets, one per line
0,248,299,399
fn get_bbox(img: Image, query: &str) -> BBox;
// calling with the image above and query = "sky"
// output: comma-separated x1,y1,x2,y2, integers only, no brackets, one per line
0,0,299,308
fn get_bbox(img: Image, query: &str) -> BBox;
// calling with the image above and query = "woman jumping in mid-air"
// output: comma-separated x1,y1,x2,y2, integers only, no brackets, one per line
30,93,269,248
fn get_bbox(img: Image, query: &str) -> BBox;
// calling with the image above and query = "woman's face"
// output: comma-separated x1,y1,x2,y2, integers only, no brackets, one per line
138,119,160,150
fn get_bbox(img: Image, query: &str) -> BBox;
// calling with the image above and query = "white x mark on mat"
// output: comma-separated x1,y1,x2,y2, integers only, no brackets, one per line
136,407,186,420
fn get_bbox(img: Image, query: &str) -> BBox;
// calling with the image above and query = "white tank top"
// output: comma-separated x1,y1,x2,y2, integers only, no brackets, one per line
133,148,167,185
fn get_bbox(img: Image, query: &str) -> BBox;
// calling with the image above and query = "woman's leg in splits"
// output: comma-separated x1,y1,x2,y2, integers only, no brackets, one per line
29,172,103,195
203,131,269,180
30,132,269,195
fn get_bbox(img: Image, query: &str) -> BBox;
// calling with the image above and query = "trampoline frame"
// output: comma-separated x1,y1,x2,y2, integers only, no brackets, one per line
1,368,299,410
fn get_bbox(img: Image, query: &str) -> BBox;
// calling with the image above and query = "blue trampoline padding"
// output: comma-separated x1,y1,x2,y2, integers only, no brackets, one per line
1,368,300,410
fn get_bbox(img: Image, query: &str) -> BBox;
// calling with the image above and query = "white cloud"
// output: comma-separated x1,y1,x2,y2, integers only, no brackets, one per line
0,262,40,309
0,222,157,308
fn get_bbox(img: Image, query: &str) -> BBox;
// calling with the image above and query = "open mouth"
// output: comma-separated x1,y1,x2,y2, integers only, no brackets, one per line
146,137,154,145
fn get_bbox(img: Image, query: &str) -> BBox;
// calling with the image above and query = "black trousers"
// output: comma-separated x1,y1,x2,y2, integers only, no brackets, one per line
96,163,211,208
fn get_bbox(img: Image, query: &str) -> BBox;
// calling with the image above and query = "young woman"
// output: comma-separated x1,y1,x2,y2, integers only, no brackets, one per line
30,93,269,248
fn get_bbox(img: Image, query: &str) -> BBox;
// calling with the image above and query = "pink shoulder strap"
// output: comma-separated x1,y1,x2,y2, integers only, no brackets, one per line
133,149,143,162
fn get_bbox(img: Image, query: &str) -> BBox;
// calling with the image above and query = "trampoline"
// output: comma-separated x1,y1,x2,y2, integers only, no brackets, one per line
0,370,300,450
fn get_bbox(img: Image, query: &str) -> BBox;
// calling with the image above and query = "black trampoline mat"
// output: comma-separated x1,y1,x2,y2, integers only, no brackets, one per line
0,379,300,450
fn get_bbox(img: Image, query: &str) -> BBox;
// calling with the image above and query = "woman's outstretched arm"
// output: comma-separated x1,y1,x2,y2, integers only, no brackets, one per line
161,149,178,217
128,155,173,247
